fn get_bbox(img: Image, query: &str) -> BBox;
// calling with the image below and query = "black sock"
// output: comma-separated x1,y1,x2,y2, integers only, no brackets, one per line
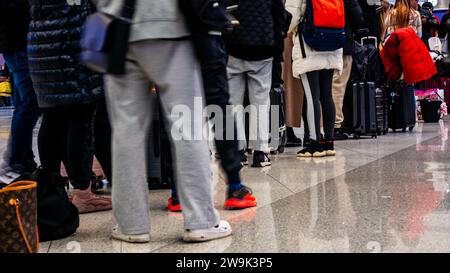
287,127,297,139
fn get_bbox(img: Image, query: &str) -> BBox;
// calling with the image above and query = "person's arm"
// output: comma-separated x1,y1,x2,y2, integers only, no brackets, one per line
344,0,366,34
285,0,302,33
439,14,449,38
416,12,423,38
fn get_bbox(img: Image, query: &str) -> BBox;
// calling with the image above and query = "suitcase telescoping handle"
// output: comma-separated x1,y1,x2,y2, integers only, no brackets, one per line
361,36,378,48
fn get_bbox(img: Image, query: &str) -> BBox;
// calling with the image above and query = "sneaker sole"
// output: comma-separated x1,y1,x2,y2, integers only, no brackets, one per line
183,230,232,243
224,200,257,210
312,151,326,157
112,233,150,243
251,162,271,167
325,150,336,156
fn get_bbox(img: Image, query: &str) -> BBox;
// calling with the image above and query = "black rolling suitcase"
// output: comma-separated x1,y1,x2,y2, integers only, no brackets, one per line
348,36,380,139
351,82,377,138
375,86,388,135
147,92,174,190
387,81,416,132
269,86,287,154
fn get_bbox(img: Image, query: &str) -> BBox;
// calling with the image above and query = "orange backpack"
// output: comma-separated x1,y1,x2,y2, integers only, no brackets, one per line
299,0,346,56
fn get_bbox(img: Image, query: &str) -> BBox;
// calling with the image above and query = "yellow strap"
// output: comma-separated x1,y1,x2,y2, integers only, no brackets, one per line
0,181,37,193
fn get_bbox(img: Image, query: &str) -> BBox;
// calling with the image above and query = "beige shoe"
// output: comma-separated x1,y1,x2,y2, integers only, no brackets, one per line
111,225,150,243
183,220,232,242
71,183,112,214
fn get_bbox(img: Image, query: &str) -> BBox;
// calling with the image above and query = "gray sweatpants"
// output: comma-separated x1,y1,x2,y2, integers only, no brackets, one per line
104,39,219,234
227,56,273,152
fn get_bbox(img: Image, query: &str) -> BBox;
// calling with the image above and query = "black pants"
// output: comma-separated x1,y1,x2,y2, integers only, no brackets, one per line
195,34,242,184
38,102,98,190
301,69,335,141
94,99,112,182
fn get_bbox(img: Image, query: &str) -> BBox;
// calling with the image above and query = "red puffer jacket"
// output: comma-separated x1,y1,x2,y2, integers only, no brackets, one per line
380,27,437,84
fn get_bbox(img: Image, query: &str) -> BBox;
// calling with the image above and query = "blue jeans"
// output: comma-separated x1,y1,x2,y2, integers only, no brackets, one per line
3,51,41,173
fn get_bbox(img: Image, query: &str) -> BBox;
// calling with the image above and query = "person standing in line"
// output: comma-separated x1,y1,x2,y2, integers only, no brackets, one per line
332,0,366,141
168,0,257,212
96,0,232,243
27,0,112,213
286,0,344,157
0,0,41,185
384,0,422,39
223,0,287,168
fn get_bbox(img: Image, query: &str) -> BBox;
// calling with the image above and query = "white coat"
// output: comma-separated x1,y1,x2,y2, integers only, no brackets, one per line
285,0,344,78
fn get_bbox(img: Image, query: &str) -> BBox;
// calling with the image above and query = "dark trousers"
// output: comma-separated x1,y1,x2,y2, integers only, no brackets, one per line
2,52,41,173
38,102,98,190
196,34,242,184
301,69,335,141
94,99,112,182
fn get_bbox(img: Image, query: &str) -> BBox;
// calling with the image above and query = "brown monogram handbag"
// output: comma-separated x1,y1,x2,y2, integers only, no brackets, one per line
0,181,39,253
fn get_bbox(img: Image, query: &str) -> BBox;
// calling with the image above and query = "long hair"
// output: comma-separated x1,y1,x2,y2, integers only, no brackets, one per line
379,0,392,42
392,0,413,30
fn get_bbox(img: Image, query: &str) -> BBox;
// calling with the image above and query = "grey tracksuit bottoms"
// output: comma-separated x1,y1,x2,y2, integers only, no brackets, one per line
104,39,219,234
227,56,273,152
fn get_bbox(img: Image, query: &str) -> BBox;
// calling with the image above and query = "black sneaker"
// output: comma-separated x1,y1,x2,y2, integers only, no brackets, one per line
303,134,311,147
297,140,326,157
320,140,336,156
251,151,271,167
224,185,257,209
333,128,349,141
240,150,248,166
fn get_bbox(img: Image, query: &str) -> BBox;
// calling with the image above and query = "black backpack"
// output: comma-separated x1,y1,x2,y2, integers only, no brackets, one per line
35,168,79,242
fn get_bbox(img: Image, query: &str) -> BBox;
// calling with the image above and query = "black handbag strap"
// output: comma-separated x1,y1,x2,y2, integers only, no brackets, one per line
121,0,136,20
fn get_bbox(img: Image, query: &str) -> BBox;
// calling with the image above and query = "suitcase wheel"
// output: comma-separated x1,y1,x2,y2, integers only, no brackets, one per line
277,145,285,154
270,150,278,155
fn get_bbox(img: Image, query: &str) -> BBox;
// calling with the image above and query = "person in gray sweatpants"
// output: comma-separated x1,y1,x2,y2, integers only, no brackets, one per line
223,0,286,168
97,0,231,243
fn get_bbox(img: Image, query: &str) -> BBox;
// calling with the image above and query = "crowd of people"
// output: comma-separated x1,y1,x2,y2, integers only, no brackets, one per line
0,0,445,244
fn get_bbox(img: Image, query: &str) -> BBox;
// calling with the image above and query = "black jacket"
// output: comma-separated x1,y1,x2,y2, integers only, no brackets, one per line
223,0,275,47
343,0,366,55
439,12,450,39
222,0,286,61
0,0,30,53
27,0,103,108
359,0,381,42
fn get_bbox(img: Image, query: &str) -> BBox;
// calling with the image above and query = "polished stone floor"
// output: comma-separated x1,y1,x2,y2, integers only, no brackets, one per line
2,109,450,253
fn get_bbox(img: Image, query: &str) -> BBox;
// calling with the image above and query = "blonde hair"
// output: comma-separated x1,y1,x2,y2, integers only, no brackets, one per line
379,0,392,41
392,0,413,30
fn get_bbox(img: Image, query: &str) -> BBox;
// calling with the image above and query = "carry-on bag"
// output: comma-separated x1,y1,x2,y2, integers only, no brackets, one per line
269,86,287,154
387,81,416,132
0,181,39,253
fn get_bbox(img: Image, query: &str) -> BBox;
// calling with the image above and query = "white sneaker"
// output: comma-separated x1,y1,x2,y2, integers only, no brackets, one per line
111,225,150,243
183,220,232,242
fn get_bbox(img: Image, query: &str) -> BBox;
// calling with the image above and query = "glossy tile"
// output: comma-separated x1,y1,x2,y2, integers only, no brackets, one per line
2,113,448,253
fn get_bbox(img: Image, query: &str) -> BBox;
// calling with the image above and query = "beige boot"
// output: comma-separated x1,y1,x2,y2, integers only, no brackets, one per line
71,183,112,214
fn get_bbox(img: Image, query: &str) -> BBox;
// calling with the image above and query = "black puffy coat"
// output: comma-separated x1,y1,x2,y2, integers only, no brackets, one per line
343,0,366,55
223,0,275,47
27,0,103,108
0,0,30,53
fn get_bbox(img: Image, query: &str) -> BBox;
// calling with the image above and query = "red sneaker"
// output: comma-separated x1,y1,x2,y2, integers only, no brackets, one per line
168,196,182,212
224,185,257,210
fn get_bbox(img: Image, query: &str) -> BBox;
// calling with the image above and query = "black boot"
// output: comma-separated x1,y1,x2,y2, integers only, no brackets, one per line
286,127,302,147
